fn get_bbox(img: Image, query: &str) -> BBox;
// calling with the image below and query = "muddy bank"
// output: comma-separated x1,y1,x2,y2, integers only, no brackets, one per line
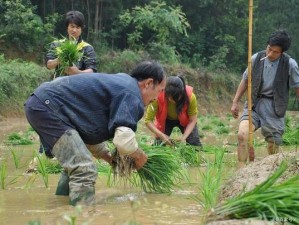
207,151,299,225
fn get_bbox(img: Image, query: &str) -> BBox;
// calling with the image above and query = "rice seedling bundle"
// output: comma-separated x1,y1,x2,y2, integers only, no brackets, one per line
110,144,185,193
54,38,83,76
209,161,299,224
172,142,203,166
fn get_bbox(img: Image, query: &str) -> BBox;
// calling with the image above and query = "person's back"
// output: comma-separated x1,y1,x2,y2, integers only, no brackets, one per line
34,73,144,144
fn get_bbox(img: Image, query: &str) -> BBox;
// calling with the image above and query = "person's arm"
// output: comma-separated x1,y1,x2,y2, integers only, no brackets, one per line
45,42,60,70
113,127,147,169
144,102,173,145
180,114,198,142
146,120,173,145
65,66,94,75
231,79,248,118
179,93,198,142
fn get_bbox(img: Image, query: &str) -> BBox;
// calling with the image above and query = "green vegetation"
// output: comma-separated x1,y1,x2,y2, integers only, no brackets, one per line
0,55,50,115
283,115,299,147
0,161,19,189
110,143,186,193
195,147,226,211
52,38,83,77
210,161,299,223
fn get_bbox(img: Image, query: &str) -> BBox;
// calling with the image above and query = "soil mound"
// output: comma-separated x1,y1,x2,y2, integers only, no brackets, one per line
220,151,299,200
207,151,299,225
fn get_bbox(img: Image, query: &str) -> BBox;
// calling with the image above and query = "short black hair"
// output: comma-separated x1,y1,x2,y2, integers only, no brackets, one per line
267,30,291,52
130,61,165,85
65,11,85,29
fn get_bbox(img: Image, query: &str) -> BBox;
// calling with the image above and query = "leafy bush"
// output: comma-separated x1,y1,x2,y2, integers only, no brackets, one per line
0,54,50,115
99,50,142,73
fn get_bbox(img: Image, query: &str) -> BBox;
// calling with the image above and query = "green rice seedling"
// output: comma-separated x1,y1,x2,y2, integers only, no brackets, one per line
201,124,213,131
10,148,21,169
209,161,299,223
96,160,111,174
43,158,62,174
110,144,186,193
54,37,83,76
5,132,33,145
283,126,299,146
35,153,49,188
174,142,203,166
24,173,37,189
0,162,7,189
214,125,229,135
0,161,19,189
201,144,229,154
136,144,186,193
194,148,225,211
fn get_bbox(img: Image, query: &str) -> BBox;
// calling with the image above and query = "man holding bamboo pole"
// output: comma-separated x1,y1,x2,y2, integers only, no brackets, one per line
231,30,299,168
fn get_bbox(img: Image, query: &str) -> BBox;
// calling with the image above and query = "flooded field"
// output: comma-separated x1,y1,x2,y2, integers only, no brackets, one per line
0,112,298,225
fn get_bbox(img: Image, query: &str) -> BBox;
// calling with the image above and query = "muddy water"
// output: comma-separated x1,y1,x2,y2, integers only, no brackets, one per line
0,143,206,225
0,113,296,225
0,117,210,225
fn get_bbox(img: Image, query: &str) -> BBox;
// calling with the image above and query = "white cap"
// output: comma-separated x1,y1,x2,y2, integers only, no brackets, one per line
113,127,138,155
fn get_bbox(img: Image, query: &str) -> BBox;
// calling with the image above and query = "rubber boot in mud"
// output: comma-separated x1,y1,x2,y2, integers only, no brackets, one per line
69,185,95,206
52,129,98,206
55,170,70,196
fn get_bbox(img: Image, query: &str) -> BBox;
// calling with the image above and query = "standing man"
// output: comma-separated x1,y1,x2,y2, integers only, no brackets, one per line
231,30,299,168
24,61,166,205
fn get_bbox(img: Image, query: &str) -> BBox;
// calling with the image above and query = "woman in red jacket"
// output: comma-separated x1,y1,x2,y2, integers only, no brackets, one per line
144,76,202,147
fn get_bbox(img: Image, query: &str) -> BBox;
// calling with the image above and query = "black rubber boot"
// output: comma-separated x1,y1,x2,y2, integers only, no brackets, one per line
55,170,70,196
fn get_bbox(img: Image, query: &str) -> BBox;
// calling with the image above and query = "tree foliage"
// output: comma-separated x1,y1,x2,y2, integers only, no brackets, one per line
0,0,58,52
0,0,298,72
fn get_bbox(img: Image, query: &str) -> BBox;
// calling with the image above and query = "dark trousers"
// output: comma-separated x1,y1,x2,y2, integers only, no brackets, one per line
155,119,202,146
24,94,73,158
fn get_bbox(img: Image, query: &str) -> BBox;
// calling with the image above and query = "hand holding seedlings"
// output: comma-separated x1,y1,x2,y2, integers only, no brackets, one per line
129,148,148,170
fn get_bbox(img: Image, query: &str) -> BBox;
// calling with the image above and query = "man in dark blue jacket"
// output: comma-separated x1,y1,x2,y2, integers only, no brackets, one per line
24,61,166,205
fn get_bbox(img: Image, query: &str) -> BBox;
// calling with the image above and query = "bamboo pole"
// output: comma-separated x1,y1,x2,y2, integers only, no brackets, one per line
247,0,254,161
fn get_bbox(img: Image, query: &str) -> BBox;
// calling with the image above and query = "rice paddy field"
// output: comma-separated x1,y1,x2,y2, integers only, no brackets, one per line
0,111,298,225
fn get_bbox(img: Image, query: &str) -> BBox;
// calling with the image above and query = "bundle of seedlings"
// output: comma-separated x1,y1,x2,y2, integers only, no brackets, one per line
208,160,299,224
53,37,83,76
110,144,186,193
172,141,203,166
